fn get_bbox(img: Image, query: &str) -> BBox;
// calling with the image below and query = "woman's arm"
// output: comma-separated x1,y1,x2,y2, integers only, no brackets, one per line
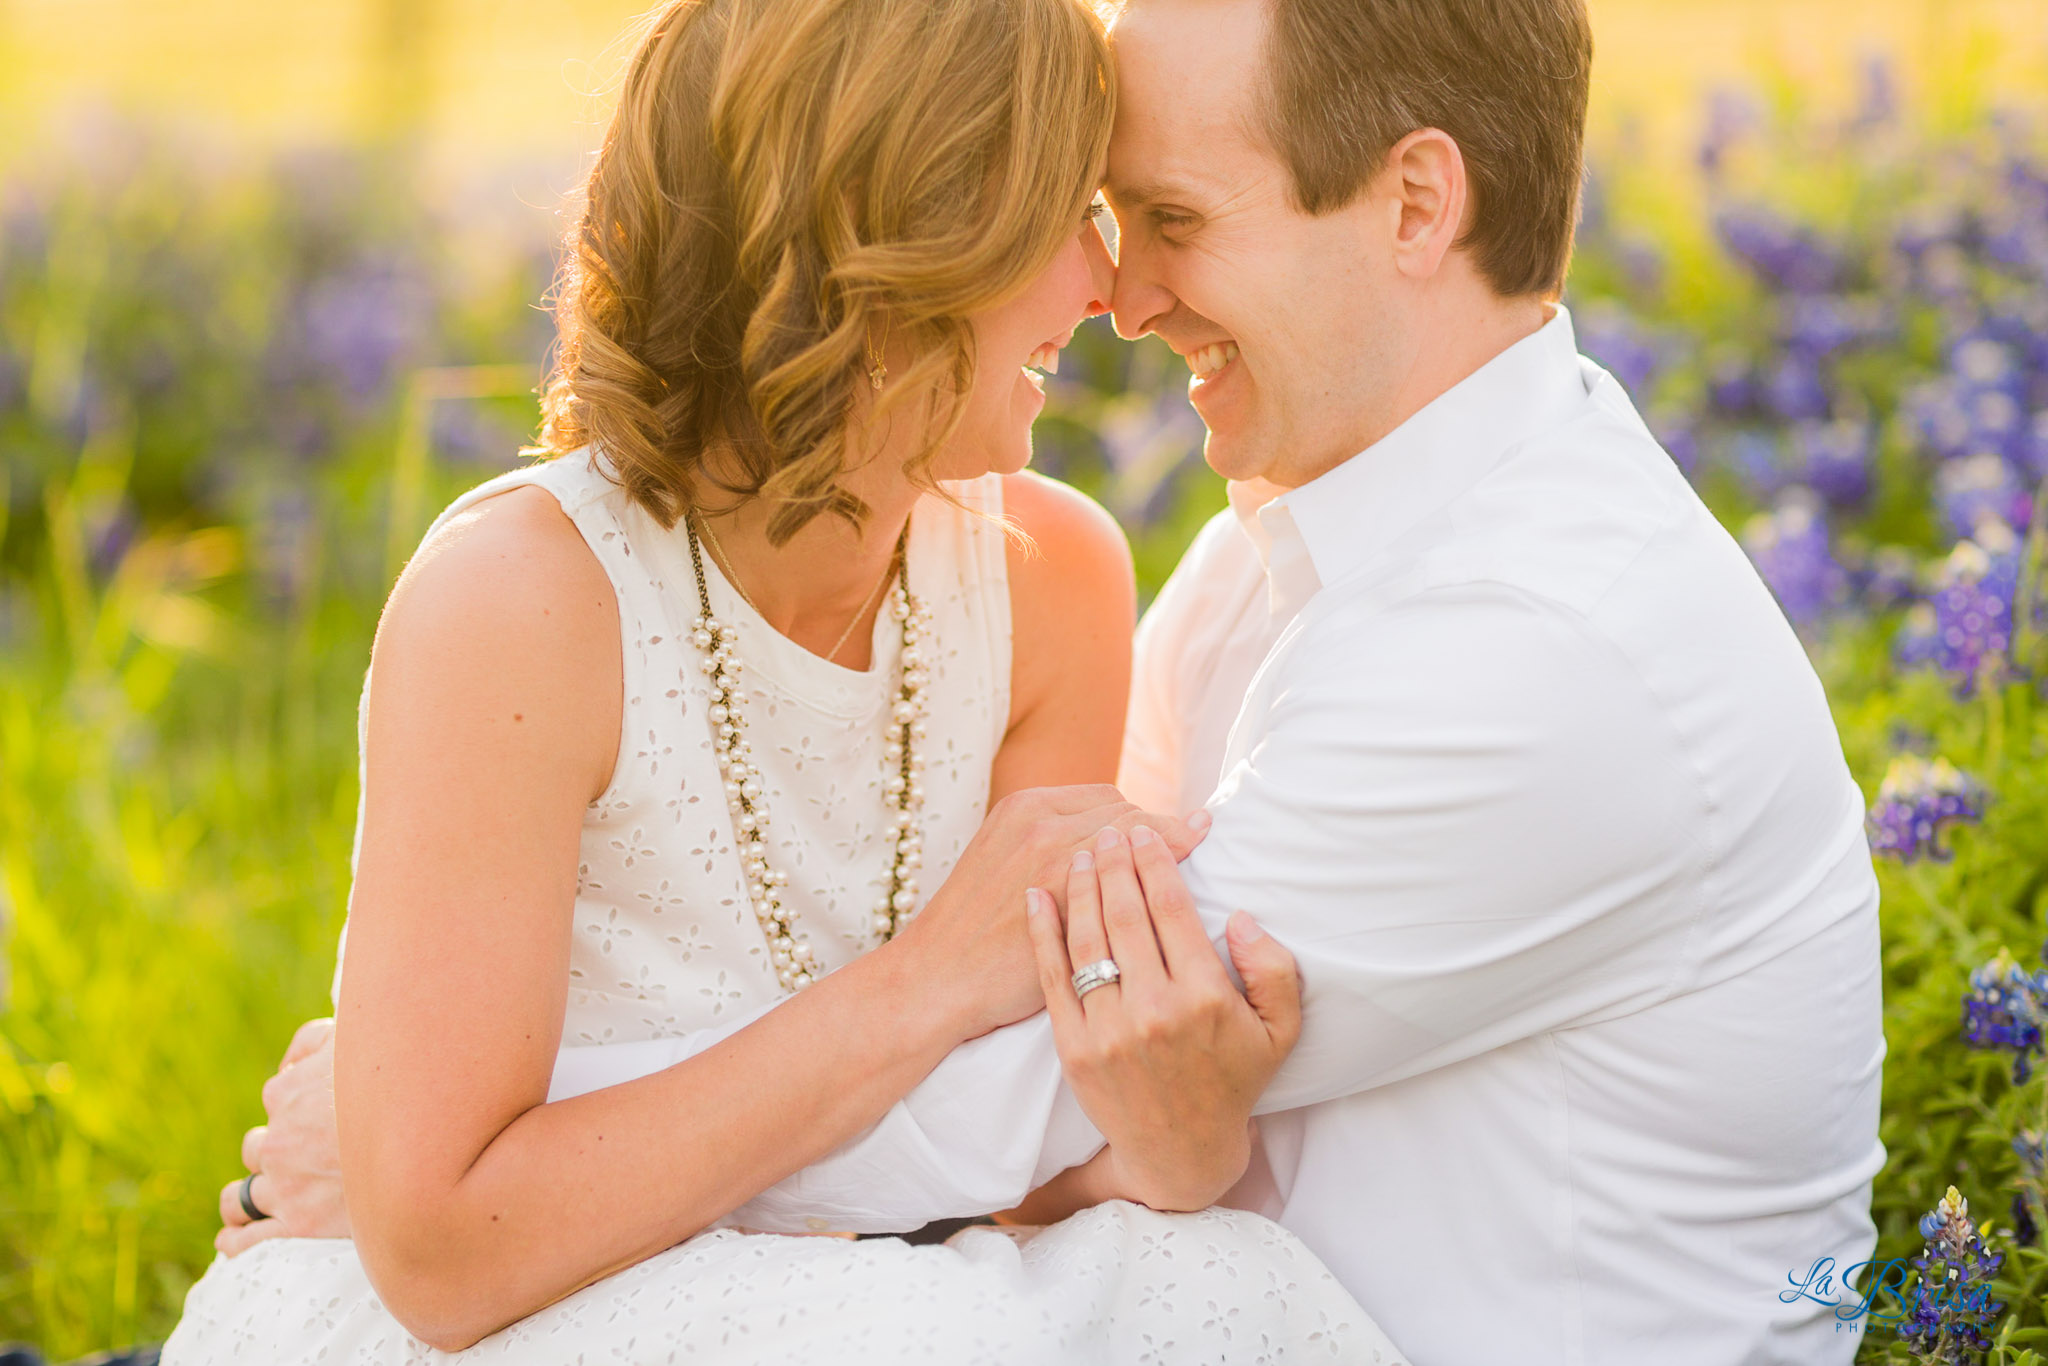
333,486,1122,1349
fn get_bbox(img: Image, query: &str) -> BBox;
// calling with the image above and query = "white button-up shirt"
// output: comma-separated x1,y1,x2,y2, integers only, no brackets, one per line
554,307,1887,1365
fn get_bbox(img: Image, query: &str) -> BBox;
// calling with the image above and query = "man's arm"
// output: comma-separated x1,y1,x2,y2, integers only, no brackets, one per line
691,581,1705,1223
1198,582,1701,1112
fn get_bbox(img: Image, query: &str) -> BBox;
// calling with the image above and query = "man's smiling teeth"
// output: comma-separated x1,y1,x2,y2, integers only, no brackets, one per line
1024,343,1062,375
1188,342,1239,380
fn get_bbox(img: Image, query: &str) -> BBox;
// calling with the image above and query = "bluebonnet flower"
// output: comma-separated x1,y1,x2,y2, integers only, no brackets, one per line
1937,454,2030,539
1779,294,1886,360
1867,756,1985,863
2012,1132,2045,1249
1718,428,1789,498
2020,412,2048,482
298,257,434,403
1794,419,1873,508
1896,525,2023,695
1946,338,2031,462
1742,493,1850,627
1899,1187,2005,1363
1761,352,1831,423
1714,204,1842,293
1962,951,2048,1082
1908,381,1979,463
1707,350,1758,418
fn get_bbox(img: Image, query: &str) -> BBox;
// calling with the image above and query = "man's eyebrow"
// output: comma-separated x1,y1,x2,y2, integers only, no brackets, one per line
1104,179,1194,209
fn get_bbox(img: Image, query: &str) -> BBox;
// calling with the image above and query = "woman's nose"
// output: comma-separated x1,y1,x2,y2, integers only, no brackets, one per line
1082,220,1117,318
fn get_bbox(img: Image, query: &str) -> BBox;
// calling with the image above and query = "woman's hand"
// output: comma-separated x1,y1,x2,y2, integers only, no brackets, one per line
217,1017,351,1255
887,787,1211,1040
1024,824,1302,1212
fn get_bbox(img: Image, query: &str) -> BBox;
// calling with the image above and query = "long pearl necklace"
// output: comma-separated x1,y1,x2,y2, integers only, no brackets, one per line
683,513,932,992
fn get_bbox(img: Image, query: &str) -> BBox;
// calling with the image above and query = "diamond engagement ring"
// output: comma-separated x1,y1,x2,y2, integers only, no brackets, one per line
1071,958,1122,1000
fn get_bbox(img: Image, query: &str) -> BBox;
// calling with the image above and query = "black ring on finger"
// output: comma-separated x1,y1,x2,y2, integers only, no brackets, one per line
238,1172,271,1222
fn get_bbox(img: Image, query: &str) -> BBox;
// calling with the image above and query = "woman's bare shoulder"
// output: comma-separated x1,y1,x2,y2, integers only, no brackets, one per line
999,471,1134,612
370,484,622,801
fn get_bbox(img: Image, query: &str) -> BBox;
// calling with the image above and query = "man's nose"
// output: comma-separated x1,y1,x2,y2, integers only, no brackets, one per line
1108,234,1174,341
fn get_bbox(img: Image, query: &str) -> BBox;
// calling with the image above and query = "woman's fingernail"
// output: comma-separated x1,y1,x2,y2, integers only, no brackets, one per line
1071,848,1094,872
1188,809,1213,832
1095,825,1121,851
1026,888,1044,916
1129,824,1157,848
1229,910,1266,940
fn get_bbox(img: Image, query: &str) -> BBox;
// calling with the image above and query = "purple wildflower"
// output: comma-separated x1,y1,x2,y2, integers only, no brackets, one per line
1707,350,1758,417
2016,411,2048,481
1895,525,2023,696
1741,493,1850,627
1868,756,1985,863
2012,1132,2045,1249
1898,1187,2005,1364
1936,454,2031,539
2013,1192,2040,1250
1714,204,1843,293
1794,419,1873,508
1761,352,1832,422
1963,951,2048,1082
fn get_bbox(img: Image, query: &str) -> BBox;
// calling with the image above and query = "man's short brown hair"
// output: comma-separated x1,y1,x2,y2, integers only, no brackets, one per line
1260,0,1592,298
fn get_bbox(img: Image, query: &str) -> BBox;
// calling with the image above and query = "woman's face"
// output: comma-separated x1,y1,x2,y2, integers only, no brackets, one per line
932,206,1118,480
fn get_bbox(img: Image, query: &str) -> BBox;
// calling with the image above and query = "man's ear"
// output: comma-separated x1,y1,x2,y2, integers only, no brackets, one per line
1386,128,1469,281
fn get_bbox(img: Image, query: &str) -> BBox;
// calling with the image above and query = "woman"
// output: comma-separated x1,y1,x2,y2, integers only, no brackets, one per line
163,0,1402,1359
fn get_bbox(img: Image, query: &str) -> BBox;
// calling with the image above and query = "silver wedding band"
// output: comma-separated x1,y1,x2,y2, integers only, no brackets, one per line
1071,958,1122,1000
239,1172,270,1222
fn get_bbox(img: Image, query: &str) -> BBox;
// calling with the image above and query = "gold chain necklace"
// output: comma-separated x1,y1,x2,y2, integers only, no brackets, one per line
696,514,903,665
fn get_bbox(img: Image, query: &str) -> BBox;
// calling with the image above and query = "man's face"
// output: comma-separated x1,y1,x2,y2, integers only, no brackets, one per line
1105,0,1401,488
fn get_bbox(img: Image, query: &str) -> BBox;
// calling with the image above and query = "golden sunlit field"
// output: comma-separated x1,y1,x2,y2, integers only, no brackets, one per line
6,0,2048,1361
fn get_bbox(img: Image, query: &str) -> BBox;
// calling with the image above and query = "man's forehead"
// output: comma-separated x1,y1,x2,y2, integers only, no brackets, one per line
1106,0,1269,202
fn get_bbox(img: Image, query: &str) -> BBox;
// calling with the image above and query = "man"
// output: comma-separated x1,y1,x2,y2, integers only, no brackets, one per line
225,0,1885,1358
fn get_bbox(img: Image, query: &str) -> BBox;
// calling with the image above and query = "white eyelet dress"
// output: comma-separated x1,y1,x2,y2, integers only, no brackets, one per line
162,448,1403,1366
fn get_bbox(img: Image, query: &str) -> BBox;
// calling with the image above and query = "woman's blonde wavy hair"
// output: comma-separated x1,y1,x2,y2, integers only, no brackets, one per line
534,0,1116,545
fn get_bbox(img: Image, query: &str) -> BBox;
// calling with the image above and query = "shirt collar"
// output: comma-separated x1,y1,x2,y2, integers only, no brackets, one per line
1232,304,1591,615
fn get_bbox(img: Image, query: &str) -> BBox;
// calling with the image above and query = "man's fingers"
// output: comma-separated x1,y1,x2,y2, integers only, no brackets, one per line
240,1125,268,1174
1108,807,1210,861
1093,828,1167,995
1026,888,1088,1041
218,1178,252,1229
1225,911,1303,1052
281,1017,335,1068
216,1216,292,1258
1129,825,1227,984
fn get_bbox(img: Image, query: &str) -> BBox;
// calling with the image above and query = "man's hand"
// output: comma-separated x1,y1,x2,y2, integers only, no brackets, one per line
216,1017,351,1255
1024,824,1301,1212
889,785,1211,1039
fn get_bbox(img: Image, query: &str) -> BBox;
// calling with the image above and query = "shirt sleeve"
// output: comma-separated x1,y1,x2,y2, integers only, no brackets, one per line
548,1014,1097,1234
1185,581,1703,1114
